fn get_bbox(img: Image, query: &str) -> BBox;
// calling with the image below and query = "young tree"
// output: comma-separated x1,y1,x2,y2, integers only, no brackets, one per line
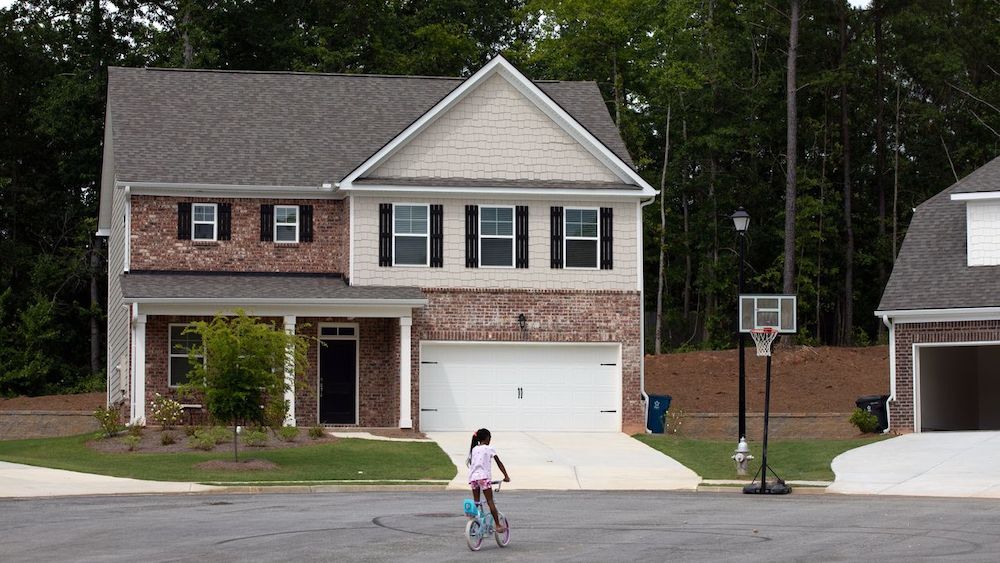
180,311,311,461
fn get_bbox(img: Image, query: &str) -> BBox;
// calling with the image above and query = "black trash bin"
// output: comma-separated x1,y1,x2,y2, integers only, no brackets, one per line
647,395,672,434
855,395,890,432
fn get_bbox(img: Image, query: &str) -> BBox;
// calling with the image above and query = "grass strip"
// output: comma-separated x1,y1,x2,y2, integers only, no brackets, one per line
635,434,888,481
0,434,455,483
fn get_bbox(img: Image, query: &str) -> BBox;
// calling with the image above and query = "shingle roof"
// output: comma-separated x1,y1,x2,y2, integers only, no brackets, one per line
877,156,1000,312
107,67,634,187
121,271,425,302
355,177,640,190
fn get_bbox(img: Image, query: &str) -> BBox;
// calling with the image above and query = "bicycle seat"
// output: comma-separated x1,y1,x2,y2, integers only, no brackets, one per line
462,499,478,517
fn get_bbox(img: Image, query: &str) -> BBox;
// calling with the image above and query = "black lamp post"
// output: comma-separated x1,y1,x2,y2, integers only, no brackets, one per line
731,207,750,443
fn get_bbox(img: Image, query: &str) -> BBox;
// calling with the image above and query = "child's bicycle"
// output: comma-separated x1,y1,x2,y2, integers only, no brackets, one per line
462,480,511,551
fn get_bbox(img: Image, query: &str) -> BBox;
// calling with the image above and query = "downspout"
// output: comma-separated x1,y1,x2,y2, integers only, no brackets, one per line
639,195,657,431
881,314,894,433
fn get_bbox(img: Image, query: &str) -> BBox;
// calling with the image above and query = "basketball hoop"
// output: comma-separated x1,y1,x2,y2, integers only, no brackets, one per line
749,327,778,357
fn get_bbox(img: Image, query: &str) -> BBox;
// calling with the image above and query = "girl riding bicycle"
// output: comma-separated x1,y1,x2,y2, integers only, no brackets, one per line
467,428,510,532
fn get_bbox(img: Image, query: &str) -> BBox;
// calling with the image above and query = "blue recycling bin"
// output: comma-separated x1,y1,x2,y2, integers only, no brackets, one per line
647,394,672,433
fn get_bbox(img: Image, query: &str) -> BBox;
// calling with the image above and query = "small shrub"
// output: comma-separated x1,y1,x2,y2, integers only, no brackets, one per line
242,428,268,447
93,405,123,438
850,408,880,433
664,408,685,435
209,426,231,444
308,426,325,439
185,425,200,437
263,399,290,430
125,423,144,437
123,435,141,451
161,432,176,446
149,393,184,429
189,429,216,451
278,426,299,442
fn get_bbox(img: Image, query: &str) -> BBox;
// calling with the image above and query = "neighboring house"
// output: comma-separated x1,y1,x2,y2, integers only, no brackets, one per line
97,56,657,432
876,155,1000,433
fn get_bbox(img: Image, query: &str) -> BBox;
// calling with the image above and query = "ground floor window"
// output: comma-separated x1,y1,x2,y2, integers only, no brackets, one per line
169,324,203,387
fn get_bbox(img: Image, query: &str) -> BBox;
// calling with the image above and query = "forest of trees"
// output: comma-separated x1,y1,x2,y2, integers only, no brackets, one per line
1,0,998,396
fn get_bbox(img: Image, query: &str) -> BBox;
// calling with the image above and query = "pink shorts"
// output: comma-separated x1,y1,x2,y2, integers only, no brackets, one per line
469,479,492,491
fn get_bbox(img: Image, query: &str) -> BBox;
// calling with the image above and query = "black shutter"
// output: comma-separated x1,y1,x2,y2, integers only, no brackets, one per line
515,205,529,268
177,202,191,240
600,207,613,270
218,203,232,241
430,204,443,267
300,205,314,242
260,204,274,242
378,203,392,266
550,206,563,269
465,205,479,268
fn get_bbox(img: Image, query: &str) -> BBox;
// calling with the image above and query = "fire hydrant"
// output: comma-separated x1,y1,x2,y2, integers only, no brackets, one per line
732,437,753,476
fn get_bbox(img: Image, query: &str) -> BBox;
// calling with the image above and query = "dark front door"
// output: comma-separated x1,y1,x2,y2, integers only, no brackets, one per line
319,339,357,424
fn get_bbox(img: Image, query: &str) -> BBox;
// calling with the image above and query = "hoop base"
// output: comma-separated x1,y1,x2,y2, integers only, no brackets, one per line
749,328,778,357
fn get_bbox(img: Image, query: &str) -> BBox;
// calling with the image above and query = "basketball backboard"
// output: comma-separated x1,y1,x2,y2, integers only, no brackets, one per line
739,294,797,334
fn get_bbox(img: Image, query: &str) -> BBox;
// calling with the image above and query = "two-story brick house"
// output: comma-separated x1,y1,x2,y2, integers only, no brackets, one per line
97,56,657,432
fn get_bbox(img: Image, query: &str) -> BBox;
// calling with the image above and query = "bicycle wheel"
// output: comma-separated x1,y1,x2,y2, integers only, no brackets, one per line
465,519,484,551
494,513,510,547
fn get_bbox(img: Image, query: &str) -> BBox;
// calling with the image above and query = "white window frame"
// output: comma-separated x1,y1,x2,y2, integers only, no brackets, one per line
192,203,217,242
564,207,600,270
274,205,299,243
392,203,430,267
479,205,515,268
168,323,204,388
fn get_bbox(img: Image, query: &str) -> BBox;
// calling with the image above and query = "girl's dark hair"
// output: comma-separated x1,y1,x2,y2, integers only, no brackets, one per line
469,428,491,455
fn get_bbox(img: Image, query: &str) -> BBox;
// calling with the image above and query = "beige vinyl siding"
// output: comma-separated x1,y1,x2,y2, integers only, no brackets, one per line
352,196,637,291
372,74,620,183
104,119,130,405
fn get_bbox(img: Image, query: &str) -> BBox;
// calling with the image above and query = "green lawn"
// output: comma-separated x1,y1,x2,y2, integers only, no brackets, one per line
0,434,456,483
635,434,888,481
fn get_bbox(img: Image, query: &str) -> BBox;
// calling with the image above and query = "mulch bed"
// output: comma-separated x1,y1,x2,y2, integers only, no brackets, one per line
87,427,338,454
0,392,104,412
195,459,279,471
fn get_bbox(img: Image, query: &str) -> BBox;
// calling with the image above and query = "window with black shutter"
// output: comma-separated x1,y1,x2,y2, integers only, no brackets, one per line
177,202,192,240
465,205,479,268
564,208,599,268
218,203,232,241
260,204,274,242
430,204,443,267
479,206,514,267
300,205,314,243
378,203,392,266
600,207,613,269
515,205,528,268
550,206,563,268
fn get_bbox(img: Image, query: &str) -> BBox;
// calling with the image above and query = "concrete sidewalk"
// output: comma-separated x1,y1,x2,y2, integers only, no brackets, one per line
427,431,701,491
829,432,1000,498
0,461,218,498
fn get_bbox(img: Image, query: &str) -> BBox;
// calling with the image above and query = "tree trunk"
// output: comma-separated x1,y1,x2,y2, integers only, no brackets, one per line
874,1,887,341
612,48,622,130
840,4,854,346
182,3,194,68
893,79,901,260
655,105,671,355
782,0,799,296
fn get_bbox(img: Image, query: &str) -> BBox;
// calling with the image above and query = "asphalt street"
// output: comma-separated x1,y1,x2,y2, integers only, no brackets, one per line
1,491,999,562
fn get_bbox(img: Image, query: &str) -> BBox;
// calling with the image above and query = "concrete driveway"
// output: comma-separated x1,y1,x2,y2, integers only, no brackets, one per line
829,432,1000,498
0,461,218,498
427,432,700,491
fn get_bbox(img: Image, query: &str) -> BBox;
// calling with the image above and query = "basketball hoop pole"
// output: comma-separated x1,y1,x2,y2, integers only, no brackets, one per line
758,350,774,494
744,328,791,495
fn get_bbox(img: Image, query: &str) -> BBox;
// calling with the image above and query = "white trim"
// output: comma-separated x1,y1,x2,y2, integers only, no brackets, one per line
638,197,655,429
876,307,1000,323
563,207,600,270
399,317,413,429
124,188,131,273
339,55,656,195
881,315,895,433
349,197,355,282
167,322,204,388
192,202,218,242
911,339,1000,433
951,192,1000,201
967,203,974,267
338,184,653,200
132,313,147,425
119,180,339,199
125,297,427,307
391,203,430,267
95,228,111,237
274,204,300,243
134,302,422,319
283,315,297,427
478,205,515,268
318,322,360,425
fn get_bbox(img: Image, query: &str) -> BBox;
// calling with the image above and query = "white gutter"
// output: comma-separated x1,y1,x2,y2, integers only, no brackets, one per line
874,307,1000,323
950,191,1000,201
639,194,658,431
881,314,894,433
123,297,428,307
118,180,341,199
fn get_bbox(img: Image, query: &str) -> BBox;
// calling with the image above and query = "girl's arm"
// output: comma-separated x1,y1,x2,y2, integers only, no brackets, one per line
494,455,511,482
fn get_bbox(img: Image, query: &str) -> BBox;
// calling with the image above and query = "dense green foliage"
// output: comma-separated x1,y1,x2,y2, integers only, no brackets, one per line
2,1,997,394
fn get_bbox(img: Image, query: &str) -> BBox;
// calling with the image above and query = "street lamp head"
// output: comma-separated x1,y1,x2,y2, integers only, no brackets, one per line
731,207,750,233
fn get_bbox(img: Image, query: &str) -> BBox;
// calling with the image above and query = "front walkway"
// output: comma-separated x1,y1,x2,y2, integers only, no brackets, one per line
829,431,1000,498
0,461,218,498
427,432,701,491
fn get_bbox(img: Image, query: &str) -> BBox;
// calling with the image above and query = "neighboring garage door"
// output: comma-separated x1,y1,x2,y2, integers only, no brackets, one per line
419,342,621,432
917,343,1000,431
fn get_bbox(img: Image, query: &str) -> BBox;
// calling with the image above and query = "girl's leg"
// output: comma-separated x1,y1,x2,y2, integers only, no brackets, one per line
483,487,505,532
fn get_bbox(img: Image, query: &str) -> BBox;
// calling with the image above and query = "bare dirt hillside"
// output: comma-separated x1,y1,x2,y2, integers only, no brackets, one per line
0,392,105,412
644,346,889,413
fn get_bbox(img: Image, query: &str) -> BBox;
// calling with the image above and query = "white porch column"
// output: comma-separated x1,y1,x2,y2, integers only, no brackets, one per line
399,316,413,429
132,314,147,425
283,315,297,427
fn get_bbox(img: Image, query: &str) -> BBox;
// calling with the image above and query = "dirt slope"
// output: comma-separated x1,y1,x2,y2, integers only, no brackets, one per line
0,392,105,412
644,346,889,413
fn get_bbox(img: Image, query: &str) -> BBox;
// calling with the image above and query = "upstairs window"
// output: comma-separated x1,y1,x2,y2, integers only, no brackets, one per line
564,208,599,268
192,203,217,241
169,325,203,387
393,204,429,266
274,205,299,243
480,206,514,267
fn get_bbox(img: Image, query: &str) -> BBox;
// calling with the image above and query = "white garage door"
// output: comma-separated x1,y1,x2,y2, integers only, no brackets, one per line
419,342,621,432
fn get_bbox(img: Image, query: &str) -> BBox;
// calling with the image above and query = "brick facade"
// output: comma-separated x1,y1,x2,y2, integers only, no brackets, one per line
130,196,349,274
891,319,1000,432
411,288,643,430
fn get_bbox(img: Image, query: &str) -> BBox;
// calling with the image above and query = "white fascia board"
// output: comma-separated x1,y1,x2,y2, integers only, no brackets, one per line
126,297,428,307
339,184,655,200
135,302,424,319
875,307,1000,323
95,228,111,237
340,55,657,194
951,192,1000,201
120,181,340,199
